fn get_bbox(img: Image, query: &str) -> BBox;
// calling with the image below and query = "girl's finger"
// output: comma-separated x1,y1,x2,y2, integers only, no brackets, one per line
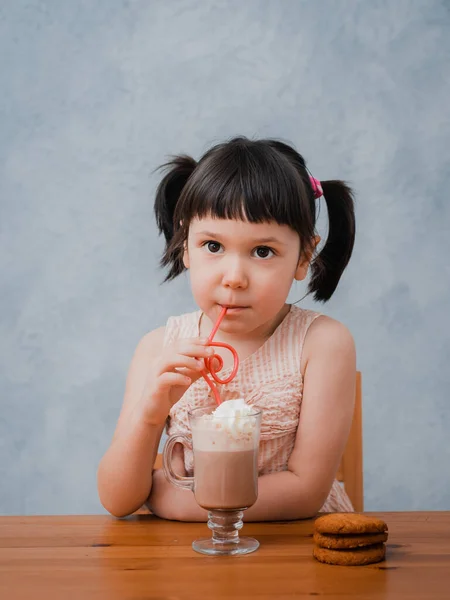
156,372,192,391
177,342,215,359
184,337,209,345
173,367,204,387
157,355,204,376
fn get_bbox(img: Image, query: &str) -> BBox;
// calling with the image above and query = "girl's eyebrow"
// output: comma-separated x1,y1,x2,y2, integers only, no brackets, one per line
196,231,286,245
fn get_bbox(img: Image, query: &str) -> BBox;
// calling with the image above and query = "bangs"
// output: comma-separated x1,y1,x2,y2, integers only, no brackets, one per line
174,139,312,227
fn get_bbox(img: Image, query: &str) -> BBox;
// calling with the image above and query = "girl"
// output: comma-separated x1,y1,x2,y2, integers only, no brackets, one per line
97,136,356,520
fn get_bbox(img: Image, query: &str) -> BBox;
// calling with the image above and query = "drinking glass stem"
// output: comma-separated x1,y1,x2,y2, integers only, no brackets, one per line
207,510,244,545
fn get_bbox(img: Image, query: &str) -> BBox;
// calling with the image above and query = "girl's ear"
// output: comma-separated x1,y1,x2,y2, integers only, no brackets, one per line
183,243,190,269
180,222,190,269
294,235,321,281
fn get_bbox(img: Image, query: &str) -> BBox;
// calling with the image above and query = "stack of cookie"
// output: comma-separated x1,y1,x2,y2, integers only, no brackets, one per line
313,513,388,566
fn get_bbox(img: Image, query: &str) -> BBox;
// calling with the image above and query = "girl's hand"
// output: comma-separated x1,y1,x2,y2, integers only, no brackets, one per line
137,337,213,425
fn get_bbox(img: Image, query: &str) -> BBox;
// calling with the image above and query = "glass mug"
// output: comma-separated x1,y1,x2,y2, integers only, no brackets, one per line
163,405,262,556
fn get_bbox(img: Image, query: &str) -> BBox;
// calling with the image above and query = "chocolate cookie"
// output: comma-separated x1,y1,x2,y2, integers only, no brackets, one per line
314,531,388,549
313,543,386,566
314,513,388,535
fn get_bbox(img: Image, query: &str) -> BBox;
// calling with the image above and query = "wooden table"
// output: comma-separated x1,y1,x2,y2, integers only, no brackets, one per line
0,512,449,599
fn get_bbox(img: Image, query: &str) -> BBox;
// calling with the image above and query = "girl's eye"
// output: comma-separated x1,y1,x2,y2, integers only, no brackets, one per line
204,241,223,253
202,242,275,258
253,246,275,259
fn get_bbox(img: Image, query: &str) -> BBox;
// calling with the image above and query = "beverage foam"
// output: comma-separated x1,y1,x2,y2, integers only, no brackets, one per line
192,399,259,452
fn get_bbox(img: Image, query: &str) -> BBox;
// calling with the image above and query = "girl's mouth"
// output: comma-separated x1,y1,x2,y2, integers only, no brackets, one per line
219,304,249,313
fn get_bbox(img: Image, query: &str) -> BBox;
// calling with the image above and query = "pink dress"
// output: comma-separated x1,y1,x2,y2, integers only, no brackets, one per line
165,305,353,513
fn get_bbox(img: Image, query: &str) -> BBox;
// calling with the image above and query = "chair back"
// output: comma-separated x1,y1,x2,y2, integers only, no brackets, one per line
336,371,363,511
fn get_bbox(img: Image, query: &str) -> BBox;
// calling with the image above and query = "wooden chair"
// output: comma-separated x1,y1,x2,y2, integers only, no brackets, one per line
336,371,363,511
153,371,363,511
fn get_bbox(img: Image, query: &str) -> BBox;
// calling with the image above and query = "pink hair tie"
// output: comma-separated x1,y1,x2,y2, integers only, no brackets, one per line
309,176,323,199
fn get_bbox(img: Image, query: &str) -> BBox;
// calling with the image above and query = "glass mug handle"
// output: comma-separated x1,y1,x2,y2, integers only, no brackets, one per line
162,434,194,491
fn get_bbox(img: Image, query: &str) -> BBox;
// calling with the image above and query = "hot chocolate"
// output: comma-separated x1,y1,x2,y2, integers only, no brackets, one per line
191,399,260,510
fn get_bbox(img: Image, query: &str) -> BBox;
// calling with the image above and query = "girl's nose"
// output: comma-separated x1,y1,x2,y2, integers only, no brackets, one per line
221,257,249,289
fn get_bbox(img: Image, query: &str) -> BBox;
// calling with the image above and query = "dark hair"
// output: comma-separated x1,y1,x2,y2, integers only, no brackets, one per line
154,137,355,302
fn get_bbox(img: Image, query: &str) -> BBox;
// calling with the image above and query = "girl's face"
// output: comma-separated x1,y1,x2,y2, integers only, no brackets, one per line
184,217,311,334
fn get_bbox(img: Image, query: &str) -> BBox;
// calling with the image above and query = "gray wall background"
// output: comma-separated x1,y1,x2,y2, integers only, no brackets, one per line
1,0,449,515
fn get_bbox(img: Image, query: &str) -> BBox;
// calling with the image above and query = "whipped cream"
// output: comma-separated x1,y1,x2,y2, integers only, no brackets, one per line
192,399,260,452
213,398,254,419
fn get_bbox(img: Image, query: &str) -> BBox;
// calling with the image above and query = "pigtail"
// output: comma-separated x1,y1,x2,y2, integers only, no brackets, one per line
309,180,355,302
154,155,197,242
154,155,197,280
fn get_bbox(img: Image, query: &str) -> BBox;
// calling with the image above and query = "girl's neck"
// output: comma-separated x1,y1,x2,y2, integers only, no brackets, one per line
199,303,292,346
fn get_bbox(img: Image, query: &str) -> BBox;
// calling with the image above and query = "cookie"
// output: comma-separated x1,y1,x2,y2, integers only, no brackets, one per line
313,543,386,566
314,531,388,549
314,513,388,536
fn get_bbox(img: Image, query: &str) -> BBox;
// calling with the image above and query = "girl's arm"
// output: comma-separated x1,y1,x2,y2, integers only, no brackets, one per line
247,316,356,520
97,328,166,517
149,316,356,522
98,327,211,518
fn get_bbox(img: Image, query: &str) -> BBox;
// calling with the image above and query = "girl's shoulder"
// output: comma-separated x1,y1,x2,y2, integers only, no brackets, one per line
136,308,200,360
138,309,199,352
289,304,353,340
164,308,201,328
158,309,201,347
289,304,321,326
136,325,166,359
301,310,355,367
